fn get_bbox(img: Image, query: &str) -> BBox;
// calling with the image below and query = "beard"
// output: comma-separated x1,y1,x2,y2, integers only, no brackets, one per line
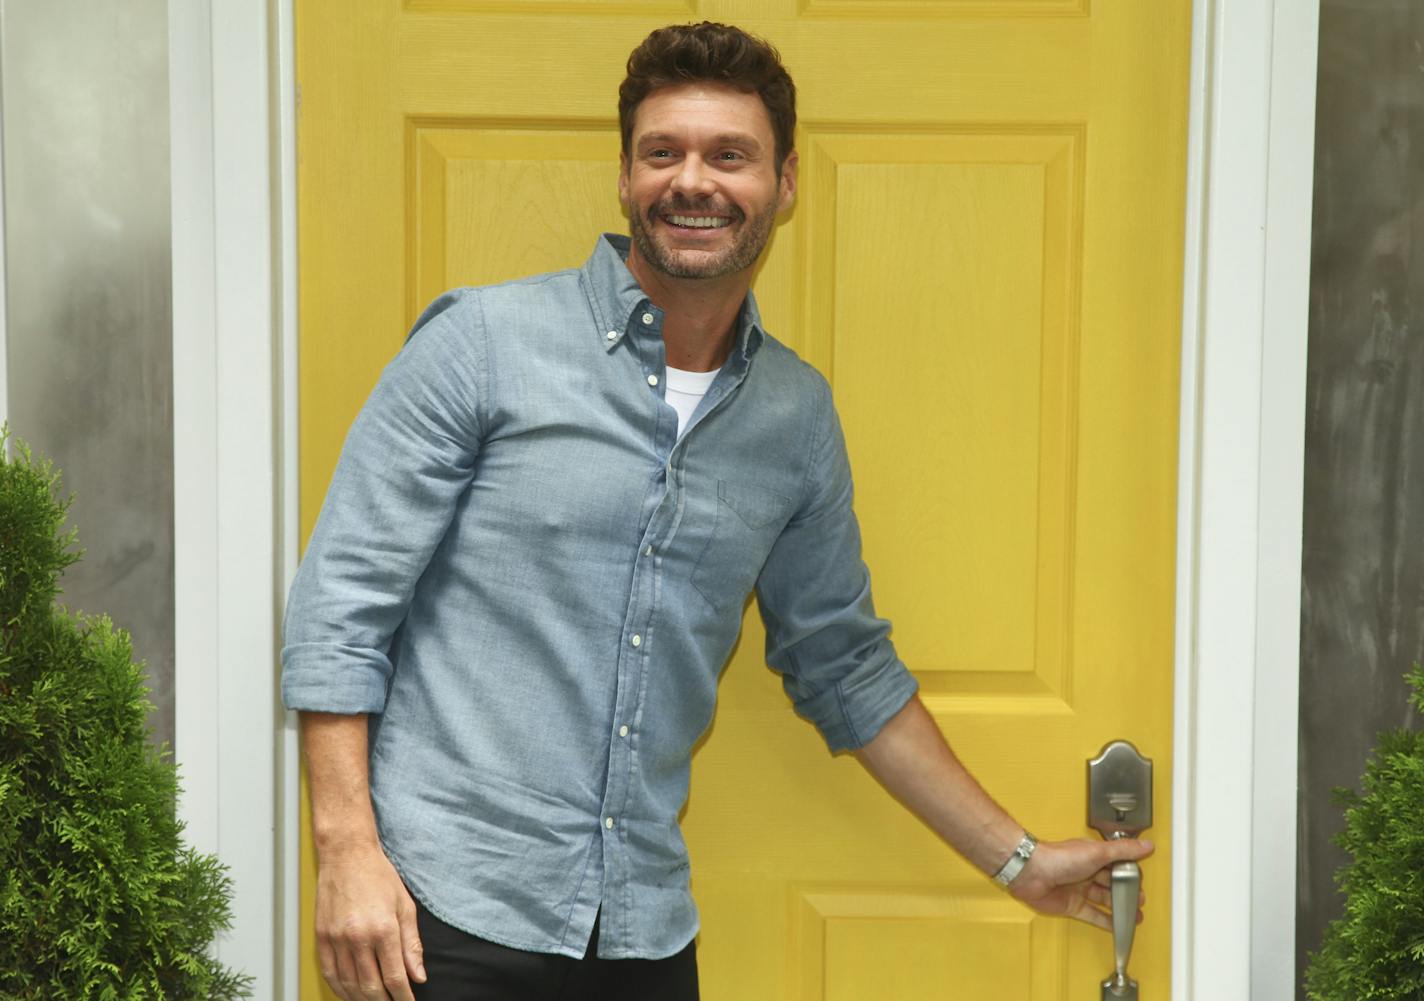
628,193,779,280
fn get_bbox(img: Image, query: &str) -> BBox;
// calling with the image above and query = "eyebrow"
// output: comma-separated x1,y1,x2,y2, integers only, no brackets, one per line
637,131,765,152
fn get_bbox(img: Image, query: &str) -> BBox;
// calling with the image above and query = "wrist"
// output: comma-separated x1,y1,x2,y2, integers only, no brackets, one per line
991,830,1038,887
312,825,382,863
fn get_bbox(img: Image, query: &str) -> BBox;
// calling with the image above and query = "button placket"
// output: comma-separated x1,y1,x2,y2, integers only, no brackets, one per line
601,486,668,874
598,348,679,903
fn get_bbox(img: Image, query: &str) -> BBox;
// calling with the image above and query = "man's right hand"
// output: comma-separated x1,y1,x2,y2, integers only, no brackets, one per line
315,843,426,1001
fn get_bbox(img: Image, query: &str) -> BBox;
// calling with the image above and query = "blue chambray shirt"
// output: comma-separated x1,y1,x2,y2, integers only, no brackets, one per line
281,234,918,959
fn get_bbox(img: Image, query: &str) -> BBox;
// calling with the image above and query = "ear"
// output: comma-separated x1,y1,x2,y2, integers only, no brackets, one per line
618,152,630,208
777,150,799,213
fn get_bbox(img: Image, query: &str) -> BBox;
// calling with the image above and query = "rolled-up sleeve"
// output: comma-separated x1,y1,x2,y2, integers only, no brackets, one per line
755,378,918,752
281,290,487,714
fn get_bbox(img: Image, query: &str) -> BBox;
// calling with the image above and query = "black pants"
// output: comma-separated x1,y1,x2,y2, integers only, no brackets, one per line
412,902,700,1001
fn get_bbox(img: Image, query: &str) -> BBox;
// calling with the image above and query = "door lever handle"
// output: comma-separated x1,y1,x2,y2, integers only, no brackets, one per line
1088,741,1152,1000
1105,849,1141,997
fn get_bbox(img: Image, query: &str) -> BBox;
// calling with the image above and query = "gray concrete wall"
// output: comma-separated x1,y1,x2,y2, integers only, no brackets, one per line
1299,0,1424,993
0,0,174,749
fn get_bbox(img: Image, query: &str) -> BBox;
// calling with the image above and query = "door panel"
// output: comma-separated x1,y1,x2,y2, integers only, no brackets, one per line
297,2,1189,997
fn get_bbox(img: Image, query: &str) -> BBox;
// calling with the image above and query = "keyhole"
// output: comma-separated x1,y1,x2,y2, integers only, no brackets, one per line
1108,792,1137,821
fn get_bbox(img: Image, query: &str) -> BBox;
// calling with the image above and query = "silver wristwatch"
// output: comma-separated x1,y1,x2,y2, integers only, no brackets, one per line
991,831,1038,887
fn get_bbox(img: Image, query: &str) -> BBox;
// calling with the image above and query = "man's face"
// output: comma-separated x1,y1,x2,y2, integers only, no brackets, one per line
619,82,797,282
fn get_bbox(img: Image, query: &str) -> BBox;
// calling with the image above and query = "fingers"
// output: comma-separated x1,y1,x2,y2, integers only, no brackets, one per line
1084,882,1147,908
1078,891,1149,934
1091,870,1146,902
375,929,416,1001
319,911,410,1000
399,891,427,986
324,920,411,1001
1104,837,1155,863
1073,900,1112,932
357,946,397,1001
318,940,348,1001
1071,901,1148,932
333,945,362,1001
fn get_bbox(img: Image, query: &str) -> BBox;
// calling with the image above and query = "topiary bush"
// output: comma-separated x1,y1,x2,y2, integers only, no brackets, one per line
1305,664,1424,1000
0,436,251,999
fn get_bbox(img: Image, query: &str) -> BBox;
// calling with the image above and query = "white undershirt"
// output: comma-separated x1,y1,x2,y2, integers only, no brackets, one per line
664,365,719,437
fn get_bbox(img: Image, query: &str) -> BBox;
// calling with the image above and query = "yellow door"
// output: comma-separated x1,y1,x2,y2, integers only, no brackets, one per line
297,3,1189,998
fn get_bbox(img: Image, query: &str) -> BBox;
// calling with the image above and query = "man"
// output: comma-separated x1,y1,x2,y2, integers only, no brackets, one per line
282,22,1152,1001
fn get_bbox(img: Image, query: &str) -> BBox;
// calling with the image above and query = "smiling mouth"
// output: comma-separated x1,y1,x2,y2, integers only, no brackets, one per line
663,213,733,230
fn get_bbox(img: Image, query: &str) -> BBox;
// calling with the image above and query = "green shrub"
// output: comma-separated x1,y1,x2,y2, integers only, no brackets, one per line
0,437,250,999
1305,664,1424,1000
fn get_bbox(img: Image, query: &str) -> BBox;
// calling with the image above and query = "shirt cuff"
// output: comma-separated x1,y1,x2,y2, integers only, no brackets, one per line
795,656,919,753
280,642,393,714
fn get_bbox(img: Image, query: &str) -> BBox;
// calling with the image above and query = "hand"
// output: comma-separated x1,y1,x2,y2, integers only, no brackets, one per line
315,843,427,1000
1007,837,1154,931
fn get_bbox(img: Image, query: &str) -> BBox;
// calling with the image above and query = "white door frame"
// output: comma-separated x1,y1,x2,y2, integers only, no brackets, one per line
167,0,1318,996
169,0,300,997
1173,0,1317,998
0,44,10,424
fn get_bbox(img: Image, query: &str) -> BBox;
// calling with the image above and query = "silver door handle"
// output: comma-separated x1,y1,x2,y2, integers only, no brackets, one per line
1088,741,1152,1001
1106,854,1141,997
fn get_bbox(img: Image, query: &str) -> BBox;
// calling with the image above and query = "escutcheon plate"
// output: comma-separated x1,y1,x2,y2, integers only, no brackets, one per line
1087,740,1153,839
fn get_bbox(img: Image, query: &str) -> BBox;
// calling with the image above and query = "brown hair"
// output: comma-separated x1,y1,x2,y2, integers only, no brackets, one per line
619,22,797,173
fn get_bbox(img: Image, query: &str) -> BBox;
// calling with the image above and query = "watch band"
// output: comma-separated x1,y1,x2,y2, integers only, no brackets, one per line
992,831,1038,887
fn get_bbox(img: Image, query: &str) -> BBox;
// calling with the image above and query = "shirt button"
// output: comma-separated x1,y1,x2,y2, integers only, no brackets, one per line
647,374,659,387
619,725,630,738
643,545,653,557
631,634,642,647
606,330,618,341
605,816,615,829
641,312,654,325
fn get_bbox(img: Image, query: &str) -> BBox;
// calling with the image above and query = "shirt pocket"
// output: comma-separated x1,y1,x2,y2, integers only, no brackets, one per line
691,479,793,611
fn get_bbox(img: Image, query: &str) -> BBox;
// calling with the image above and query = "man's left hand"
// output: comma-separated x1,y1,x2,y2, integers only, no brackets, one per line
1006,837,1153,930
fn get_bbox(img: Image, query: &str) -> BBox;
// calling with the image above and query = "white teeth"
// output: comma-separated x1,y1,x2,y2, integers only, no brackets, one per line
668,214,730,229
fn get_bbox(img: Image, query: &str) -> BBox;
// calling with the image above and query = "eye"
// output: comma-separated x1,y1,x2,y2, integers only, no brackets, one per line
716,150,745,162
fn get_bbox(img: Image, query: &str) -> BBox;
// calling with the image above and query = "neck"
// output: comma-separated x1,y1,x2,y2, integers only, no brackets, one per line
626,248,751,372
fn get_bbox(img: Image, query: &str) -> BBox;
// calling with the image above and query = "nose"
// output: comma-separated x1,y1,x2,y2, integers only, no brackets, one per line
670,155,716,199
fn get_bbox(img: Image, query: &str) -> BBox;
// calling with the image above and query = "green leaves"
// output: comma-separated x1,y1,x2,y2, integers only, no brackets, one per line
0,437,251,999
0,432,79,632
1305,664,1424,1000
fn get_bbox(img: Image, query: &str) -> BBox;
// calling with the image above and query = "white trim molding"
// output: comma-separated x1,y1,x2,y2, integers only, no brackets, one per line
0,36,10,425
274,0,303,993
170,0,295,993
1172,0,1318,999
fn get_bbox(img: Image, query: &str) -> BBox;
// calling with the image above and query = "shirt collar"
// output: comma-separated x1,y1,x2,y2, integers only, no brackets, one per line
582,233,766,361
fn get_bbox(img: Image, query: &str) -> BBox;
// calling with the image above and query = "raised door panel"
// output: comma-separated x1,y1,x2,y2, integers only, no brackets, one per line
802,130,1079,703
410,126,626,312
791,886,1067,1001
